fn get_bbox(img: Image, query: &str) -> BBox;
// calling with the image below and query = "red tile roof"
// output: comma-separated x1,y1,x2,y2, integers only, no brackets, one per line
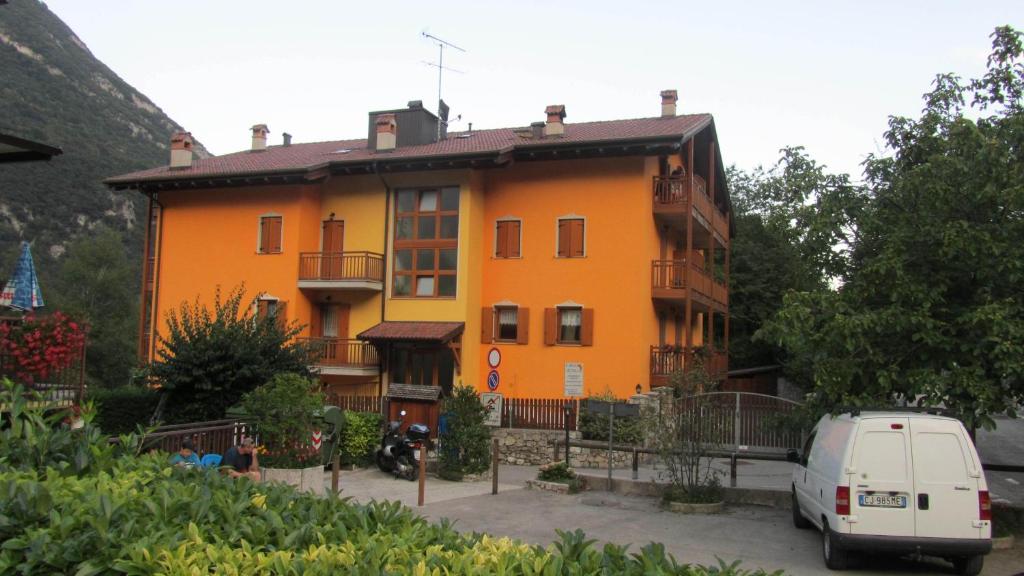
106,114,712,185
358,321,465,342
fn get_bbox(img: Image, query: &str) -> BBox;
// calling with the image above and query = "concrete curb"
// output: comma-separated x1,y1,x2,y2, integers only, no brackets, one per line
578,473,790,509
666,501,725,514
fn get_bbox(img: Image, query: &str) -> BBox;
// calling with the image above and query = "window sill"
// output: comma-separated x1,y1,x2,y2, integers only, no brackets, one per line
256,251,283,255
554,342,583,347
554,256,587,259
389,296,458,301
494,340,524,345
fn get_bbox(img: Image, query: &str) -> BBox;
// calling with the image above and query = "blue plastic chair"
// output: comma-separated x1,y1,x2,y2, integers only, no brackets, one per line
201,453,222,468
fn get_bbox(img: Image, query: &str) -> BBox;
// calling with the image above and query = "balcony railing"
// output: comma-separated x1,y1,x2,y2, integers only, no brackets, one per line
652,259,688,290
650,346,728,380
299,337,379,368
653,175,729,241
298,251,384,283
653,176,706,206
652,259,728,308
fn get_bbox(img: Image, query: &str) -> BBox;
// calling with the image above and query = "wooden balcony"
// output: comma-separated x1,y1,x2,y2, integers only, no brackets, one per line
649,346,728,387
652,176,730,243
299,337,379,376
651,259,728,310
297,251,384,291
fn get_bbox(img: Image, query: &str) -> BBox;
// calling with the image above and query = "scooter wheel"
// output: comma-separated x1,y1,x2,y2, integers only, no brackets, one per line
376,451,390,472
398,455,418,481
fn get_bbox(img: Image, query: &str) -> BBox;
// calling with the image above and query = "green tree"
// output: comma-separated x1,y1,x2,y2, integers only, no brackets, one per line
49,227,138,388
151,285,316,423
438,385,491,480
241,373,324,468
727,150,862,369
761,27,1024,431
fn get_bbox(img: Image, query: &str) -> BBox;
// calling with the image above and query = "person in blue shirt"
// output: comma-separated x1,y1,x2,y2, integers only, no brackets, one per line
170,438,201,468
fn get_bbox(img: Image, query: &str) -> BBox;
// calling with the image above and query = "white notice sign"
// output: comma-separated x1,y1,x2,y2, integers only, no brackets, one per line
564,362,584,397
481,392,503,427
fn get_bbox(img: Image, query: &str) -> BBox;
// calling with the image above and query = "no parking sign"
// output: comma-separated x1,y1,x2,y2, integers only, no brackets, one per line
487,370,500,391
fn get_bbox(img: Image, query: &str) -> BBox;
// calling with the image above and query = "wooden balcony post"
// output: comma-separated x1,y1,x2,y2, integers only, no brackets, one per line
684,138,694,363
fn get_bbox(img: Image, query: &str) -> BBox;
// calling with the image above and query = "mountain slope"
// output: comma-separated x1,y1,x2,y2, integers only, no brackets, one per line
0,0,208,277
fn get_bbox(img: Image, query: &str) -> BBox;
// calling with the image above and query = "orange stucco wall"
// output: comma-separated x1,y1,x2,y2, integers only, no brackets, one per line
477,157,661,399
154,185,320,343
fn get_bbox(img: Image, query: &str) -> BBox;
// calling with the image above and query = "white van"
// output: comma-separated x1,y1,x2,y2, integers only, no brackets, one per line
789,411,992,575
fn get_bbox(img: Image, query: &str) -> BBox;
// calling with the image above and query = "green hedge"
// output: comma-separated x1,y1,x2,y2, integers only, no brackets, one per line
339,410,382,466
86,386,161,434
579,405,644,444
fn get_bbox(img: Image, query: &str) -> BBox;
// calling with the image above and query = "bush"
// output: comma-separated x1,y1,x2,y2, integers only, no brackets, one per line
241,373,324,468
339,410,382,466
0,311,87,384
86,386,161,434
0,380,784,575
438,385,491,480
150,285,317,422
538,461,576,482
579,393,644,444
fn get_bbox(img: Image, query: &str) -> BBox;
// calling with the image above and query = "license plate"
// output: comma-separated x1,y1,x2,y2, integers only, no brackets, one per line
859,494,907,508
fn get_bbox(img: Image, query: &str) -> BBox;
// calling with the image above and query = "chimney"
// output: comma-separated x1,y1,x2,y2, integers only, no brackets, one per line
169,131,193,168
530,121,545,139
544,104,566,137
660,89,678,117
282,132,292,147
375,113,397,151
251,124,269,151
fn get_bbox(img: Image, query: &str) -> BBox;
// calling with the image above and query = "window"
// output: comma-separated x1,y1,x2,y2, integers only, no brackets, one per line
543,306,594,346
393,187,459,297
481,306,529,344
258,215,283,254
556,217,584,258
256,297,286,328
495,219,521,258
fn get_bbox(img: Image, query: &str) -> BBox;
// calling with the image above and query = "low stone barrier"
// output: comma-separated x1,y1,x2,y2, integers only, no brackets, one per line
491,428,635,469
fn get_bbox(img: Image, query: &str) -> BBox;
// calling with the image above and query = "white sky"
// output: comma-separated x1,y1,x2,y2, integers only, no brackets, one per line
45,0,1021,179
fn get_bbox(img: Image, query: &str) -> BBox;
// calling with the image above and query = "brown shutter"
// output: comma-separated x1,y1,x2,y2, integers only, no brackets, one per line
509,221,521,258
557,220,569,257
581,308,594,346
310,304,322,337
259,218,271,253
495,221,508,258
257,300,269,319
571,220,585,257
543,308,557,345
480,307,493,343
516,307,529,344
269,217,283,253
275,301,288,330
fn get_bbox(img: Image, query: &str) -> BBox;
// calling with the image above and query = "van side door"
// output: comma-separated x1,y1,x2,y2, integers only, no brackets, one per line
794,430,817,520
910,418,983,539
848,417,915,537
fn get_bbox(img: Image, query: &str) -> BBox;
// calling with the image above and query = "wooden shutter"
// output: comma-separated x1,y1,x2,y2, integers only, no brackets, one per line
570,220,585,257
509,221,521,257
543,308,557,345
580,308,594,346
557,220,569,257
310,304,322,337
275,301,288,330
256,299,269,319
268,217,282,253
516,307,529,344
480,307,493,343
495,221,508,258
259,218,271,253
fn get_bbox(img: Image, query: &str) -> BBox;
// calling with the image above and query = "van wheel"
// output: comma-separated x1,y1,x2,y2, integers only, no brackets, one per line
791,490,811,529
822,520,848,570
952,555,983,576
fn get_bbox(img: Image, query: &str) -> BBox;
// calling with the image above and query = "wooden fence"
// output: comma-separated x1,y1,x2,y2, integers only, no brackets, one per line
673,392,802,452
141,419,255,457
501,397,579,431
324,394,385,414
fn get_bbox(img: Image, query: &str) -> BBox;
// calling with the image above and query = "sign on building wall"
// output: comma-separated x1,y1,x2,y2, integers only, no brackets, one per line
481,392,503,427
564,362,584,397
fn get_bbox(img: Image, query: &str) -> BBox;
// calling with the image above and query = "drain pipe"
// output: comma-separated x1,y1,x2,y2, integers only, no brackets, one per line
373,161,390,398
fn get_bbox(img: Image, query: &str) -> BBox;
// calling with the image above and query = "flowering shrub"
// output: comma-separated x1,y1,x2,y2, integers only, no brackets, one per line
0,312,86,384
241,373,324,468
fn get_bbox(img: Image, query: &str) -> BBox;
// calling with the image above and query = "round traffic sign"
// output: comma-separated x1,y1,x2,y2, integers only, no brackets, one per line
488,347,501,368
487,369,500,391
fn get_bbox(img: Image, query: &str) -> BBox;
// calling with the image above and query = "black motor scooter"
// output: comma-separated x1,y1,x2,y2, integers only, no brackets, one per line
375,410,430,481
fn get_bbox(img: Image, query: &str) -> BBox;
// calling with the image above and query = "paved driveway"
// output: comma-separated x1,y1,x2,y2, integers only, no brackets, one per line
332,465,1023,576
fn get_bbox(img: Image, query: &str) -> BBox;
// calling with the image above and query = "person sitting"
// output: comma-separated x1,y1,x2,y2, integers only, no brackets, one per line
222,437,260,481
170,438,201,468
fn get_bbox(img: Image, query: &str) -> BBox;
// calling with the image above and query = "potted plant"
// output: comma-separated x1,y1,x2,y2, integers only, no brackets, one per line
241,373,325,494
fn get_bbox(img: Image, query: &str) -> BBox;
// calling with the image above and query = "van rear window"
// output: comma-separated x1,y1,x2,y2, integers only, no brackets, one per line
914,432,968,484
855,431,908,482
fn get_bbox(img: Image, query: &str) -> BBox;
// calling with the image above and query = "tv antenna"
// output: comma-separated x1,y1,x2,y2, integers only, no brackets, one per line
422,31,465,137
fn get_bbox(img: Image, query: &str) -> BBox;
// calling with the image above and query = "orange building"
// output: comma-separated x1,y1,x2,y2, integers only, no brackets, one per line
107,91,732,401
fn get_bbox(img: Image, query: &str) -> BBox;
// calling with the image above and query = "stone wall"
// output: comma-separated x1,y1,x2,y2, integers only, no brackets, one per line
491,428,638,469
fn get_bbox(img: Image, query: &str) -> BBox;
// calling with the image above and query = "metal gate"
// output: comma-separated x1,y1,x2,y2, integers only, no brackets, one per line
672,392,802,453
